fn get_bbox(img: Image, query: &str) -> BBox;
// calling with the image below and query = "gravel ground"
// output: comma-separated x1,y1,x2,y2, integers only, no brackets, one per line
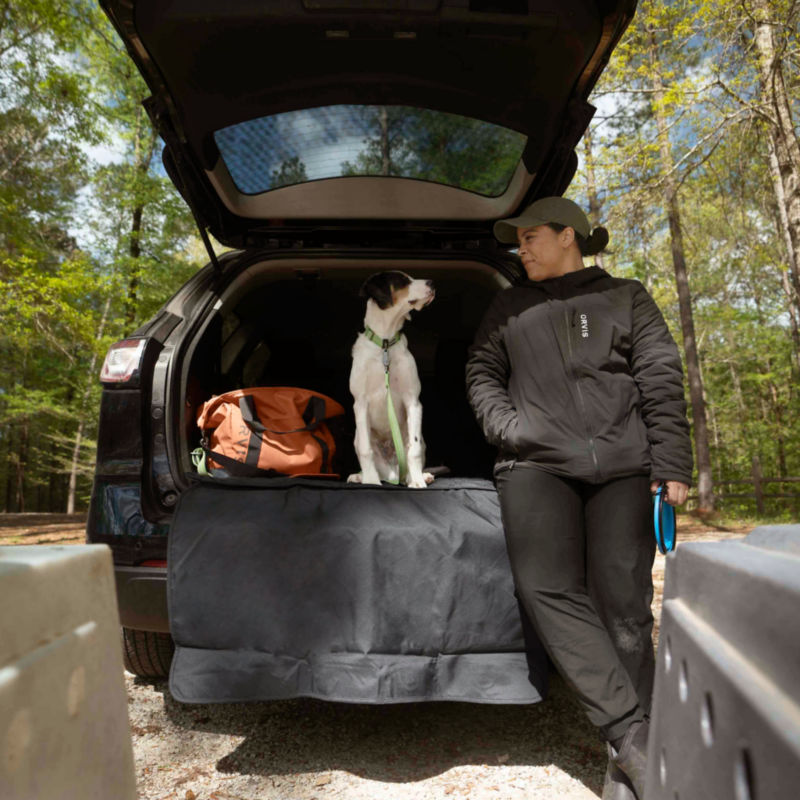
2,512,752,800
126,670,606,800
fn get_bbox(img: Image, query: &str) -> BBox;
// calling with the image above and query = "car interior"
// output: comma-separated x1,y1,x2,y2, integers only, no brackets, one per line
182,261,506,481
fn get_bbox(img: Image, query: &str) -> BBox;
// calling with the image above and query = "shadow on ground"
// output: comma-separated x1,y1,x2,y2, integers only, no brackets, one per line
144,669,606,795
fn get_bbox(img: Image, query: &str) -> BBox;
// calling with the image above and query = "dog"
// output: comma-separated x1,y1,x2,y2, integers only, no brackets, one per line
347,271,435,488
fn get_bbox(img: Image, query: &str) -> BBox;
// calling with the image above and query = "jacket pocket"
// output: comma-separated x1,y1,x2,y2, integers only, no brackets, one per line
501,417,520,453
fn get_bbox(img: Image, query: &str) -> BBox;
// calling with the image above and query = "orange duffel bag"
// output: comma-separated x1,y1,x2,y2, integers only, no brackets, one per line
192,387,345,478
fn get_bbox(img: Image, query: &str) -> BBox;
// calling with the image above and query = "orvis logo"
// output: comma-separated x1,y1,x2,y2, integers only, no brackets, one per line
580,313,589,339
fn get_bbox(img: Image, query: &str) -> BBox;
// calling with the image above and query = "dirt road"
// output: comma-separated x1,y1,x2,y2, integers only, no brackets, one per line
0,512,88,546
1,512,753,799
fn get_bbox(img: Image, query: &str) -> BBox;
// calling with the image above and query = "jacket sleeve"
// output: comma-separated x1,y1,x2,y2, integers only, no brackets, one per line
629,283,694,485
465,292,518,449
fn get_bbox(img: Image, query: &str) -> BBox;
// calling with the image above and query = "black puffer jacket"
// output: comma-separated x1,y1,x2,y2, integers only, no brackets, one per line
466,266,693,485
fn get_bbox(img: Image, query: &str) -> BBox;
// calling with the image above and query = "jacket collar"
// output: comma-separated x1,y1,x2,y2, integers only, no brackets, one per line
520,265,607,290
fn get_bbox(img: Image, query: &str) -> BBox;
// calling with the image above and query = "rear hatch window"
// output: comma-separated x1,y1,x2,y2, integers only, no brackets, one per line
214,105,527,196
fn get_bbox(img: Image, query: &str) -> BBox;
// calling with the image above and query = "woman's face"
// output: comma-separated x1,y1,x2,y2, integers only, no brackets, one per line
516,224,575,280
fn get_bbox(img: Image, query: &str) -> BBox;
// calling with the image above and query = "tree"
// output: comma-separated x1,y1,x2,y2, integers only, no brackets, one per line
341,105,524,195
750,0,800,309
582,125,606,269
593,0,716,510
0,1,202,512
576,0,800,515
0,0,102,512
703,0,800,370
270,156,308,189
646,21,714,512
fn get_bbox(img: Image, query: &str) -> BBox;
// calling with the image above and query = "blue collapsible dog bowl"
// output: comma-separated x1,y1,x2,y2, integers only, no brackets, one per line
653,485,676,555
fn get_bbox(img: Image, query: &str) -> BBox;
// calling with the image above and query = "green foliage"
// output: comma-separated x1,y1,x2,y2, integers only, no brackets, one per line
0,1,201,512
2,0,799,517
577,0,800,516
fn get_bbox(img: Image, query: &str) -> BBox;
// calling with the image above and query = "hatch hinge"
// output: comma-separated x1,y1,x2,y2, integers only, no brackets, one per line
167,149,223,274
178,184,222,274
195,218,223,275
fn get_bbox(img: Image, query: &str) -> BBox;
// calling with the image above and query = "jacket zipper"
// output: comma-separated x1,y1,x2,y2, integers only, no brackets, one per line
563,306,601,482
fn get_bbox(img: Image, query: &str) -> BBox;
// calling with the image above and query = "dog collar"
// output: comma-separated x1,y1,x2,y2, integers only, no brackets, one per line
363,326,401,350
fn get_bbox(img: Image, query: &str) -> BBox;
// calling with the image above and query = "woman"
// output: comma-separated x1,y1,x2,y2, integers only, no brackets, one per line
466,197,692,800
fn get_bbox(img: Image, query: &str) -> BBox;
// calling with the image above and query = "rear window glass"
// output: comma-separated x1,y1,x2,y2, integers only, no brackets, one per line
214,105,526,197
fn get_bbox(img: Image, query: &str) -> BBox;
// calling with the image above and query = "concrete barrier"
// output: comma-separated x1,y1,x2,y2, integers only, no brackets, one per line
0,545,137,800
645,525,800,799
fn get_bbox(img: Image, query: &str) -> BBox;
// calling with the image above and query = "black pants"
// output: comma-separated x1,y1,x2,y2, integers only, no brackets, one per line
496,466,656,742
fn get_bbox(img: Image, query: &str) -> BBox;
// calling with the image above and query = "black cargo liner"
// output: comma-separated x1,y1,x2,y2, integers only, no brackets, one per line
168,476,547,704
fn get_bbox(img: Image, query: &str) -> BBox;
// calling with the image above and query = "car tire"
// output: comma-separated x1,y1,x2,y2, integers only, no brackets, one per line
122,628,175,678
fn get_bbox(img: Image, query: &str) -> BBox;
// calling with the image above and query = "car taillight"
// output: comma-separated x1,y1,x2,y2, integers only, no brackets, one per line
99,338,147,383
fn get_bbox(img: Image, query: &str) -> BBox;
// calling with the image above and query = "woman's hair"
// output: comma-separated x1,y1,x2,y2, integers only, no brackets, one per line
546,222,609,257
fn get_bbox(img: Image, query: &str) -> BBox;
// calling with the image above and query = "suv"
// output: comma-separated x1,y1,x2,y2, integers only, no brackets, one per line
89,0,636,704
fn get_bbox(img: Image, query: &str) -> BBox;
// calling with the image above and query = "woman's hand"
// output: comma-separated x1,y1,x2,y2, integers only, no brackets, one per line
650,480,689,506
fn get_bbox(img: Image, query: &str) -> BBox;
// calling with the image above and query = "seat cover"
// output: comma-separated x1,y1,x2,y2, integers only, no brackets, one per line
168,476,547,704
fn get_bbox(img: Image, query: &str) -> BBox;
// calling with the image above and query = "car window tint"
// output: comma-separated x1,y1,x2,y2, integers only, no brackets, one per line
214,105,526,197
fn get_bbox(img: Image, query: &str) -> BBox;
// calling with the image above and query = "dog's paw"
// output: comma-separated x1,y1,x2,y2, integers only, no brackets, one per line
347,473,363,484
423,472,435,485
405,474,430,489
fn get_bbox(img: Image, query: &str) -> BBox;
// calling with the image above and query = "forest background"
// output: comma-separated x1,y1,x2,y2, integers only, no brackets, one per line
1,0,799,518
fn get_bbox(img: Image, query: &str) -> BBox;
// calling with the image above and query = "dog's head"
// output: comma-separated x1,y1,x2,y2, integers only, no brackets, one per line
359,271,435,317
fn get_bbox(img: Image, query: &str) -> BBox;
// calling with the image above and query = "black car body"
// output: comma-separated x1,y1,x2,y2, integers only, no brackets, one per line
88,0,636,695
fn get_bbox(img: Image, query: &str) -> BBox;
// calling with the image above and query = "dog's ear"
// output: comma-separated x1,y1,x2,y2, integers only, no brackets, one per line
359,273,393,309
359,271,411,310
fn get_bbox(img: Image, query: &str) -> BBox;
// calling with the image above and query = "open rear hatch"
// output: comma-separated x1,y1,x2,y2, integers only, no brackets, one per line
100,0,636,247
168,477,547,703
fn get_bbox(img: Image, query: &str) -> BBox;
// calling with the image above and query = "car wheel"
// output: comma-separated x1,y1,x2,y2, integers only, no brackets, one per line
122,628,175,678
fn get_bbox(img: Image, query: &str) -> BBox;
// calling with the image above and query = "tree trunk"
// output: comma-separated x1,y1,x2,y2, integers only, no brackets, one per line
752,0,800,301
752,292,789,478
582,126,605,269
727,356,750,472
15,418,28,513
66,421,85,515
779,268,800,374
4,423,15,512
125,107,159,327
751,454,765,515
126,204,143,326
649,30,714,511
767,381,788,476
768,143,800,372
67,294,112,513
380,106,390,176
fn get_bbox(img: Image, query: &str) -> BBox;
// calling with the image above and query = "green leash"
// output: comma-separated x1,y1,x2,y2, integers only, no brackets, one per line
364,326,407,485
191,447,210,476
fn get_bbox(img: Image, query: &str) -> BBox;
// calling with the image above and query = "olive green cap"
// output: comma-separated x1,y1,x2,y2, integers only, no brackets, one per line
493,196,591,244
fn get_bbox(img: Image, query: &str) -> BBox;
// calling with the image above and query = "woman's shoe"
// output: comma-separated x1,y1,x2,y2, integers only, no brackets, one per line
611,719,649,799
602,743,638,800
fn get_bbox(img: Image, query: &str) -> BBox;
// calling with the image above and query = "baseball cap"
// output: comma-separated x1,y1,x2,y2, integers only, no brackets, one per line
493,196,591,244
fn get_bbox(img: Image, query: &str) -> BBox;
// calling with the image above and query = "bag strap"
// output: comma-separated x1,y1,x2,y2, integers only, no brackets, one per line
238,394,327,435
202,446,288,478
201,445,340,479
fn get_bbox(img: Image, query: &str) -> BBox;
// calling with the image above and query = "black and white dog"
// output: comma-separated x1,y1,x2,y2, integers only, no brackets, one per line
347,271,435,487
